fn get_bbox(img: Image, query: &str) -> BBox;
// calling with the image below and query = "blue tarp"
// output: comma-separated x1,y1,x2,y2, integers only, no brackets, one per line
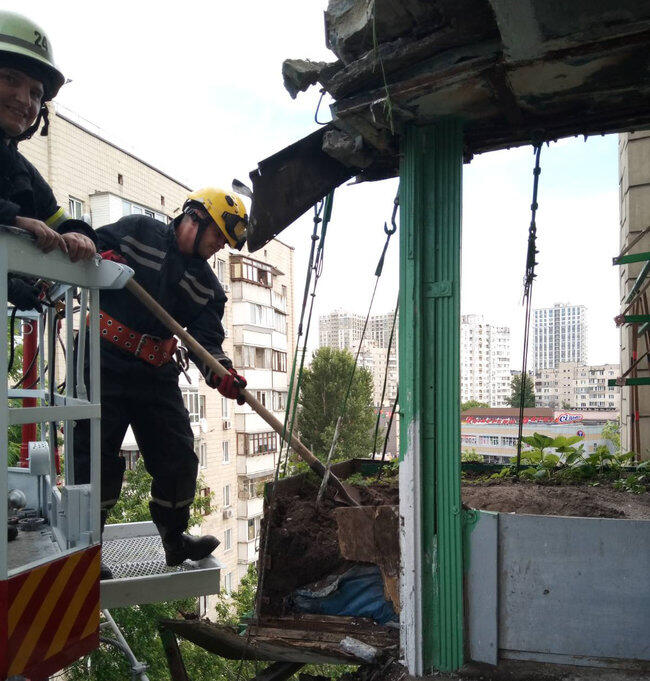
291,564,398,625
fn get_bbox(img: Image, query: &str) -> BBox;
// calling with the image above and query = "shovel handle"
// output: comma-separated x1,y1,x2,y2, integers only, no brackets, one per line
125,279,358,506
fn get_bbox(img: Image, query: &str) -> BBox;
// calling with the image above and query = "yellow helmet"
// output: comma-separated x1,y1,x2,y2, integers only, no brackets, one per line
184,187,248,251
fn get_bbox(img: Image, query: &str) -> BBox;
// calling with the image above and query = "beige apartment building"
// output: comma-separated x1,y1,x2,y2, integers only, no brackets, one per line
619,132,650,458
20,105,295,594
534,362,620,411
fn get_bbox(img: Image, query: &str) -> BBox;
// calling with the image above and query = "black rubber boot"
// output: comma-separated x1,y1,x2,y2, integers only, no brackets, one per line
99,509,114,580
162,533,220,567
100,563,114,580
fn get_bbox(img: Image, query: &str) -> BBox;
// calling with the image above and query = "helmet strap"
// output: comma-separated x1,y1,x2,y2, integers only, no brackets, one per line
13,104,48,142
184,206,212,259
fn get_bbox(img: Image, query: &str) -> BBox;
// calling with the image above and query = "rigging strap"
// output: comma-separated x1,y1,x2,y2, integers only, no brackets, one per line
515,144,543,475
317,188,399,503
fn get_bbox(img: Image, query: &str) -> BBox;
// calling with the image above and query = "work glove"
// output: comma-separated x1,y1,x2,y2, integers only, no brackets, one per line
213,367,247,405
100,249,127,264
8,277,42,311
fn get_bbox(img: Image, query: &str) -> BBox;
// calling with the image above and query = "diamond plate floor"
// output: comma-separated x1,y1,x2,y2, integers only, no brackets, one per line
102,534,195,580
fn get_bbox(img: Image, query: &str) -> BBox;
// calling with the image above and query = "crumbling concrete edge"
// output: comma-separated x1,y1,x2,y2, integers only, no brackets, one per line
400,416,423,675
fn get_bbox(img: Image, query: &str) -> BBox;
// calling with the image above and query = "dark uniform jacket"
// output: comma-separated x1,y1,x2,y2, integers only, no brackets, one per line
0,130,67,229
0,131,96,308
95,214,232,382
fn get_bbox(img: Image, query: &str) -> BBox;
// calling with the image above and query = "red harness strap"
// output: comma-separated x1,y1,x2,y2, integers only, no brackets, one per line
99,310,177,367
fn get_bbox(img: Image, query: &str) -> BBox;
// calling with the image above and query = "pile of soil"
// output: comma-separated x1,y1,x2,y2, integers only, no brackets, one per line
462,481,650,519
260,476,398,614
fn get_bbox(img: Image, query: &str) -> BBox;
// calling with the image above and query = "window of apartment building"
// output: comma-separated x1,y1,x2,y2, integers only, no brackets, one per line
222,396,230,419
198,487,211,516
478,435,500,446
223,484,231,508
235,345,272,369
224,571,233,594
199,394,206,419
121,198,167,223
224,529,232,551
240,479,263,500
222,441,230,464
230,257,273,288
200,442,207,468
273,311,287,334
501,436,518,448
272,350,287,372
256,390,271,408
245,303,273,327
196,596,207,617
68,196,83,219
120,449,140,471
237,431,278,456
182,389,199,424
272,391,287,411
247,516,261,541
216,259,226,282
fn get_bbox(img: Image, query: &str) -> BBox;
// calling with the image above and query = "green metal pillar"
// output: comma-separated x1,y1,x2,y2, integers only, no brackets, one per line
399,120,464,673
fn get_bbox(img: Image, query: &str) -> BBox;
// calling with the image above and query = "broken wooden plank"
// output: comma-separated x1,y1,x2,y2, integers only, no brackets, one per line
334,505,400,611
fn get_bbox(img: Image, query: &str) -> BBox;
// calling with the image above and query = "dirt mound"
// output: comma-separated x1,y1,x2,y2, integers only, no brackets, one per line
462,482,650,519
260,476,398,614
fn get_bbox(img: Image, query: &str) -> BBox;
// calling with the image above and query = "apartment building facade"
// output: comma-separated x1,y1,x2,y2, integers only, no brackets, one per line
533,303,587,372
460,314,511,407
535,362,620,411
319,309,398,409
20,105,295,593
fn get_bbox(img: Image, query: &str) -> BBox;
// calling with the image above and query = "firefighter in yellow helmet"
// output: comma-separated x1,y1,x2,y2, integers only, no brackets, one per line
73,188,248,577
0,9,95,310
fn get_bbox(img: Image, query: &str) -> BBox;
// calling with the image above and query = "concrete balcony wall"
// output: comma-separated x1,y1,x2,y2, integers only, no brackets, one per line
239,369,273,389
238,539,258,564
237,496,264,519
241,329,272,347
236,453,276,477
271,331,287,351
272,372,288,391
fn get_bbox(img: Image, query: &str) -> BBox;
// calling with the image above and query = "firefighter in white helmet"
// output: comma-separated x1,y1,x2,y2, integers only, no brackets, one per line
0,10,95,309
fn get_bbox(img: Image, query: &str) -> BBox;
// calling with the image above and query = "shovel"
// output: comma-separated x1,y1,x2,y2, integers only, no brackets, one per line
125,278,360,507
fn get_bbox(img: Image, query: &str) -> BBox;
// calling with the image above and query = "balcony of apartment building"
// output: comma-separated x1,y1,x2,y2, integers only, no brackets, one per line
236,431,279,479
237,480,264,567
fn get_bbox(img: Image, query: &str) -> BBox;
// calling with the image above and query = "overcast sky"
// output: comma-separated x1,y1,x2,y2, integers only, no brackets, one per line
17,1,621,368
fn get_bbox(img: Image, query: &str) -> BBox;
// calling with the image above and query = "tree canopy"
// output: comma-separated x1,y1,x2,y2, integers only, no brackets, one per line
506,372,535,408
461,400,490,411
298,347,376,463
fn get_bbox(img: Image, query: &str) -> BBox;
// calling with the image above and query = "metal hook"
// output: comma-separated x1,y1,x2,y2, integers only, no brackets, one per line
314,89,328,126
385,195,399,235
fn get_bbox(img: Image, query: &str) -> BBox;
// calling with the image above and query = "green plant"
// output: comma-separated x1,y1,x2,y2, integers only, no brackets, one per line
461,400,489,411
613,460,648,494
519,433,583,479
461,448,484,463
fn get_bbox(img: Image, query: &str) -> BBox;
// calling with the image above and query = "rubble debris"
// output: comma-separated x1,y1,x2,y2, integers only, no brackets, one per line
282,59,338,99
322,129,373,168
339,636,379,663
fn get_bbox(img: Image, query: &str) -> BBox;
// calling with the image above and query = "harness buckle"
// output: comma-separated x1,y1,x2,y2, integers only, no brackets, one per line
134,333,160,358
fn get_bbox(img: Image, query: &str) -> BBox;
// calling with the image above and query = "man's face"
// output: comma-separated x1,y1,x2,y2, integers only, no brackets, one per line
197,223,228,259
0,67,43,138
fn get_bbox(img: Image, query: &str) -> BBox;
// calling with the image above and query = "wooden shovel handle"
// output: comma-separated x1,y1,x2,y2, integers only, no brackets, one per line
125,279,358,506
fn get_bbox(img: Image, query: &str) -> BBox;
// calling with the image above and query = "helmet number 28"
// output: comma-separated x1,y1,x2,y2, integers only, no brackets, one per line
33,31,48,51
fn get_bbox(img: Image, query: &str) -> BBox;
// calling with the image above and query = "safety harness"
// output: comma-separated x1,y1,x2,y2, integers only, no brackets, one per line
98,310,177,367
